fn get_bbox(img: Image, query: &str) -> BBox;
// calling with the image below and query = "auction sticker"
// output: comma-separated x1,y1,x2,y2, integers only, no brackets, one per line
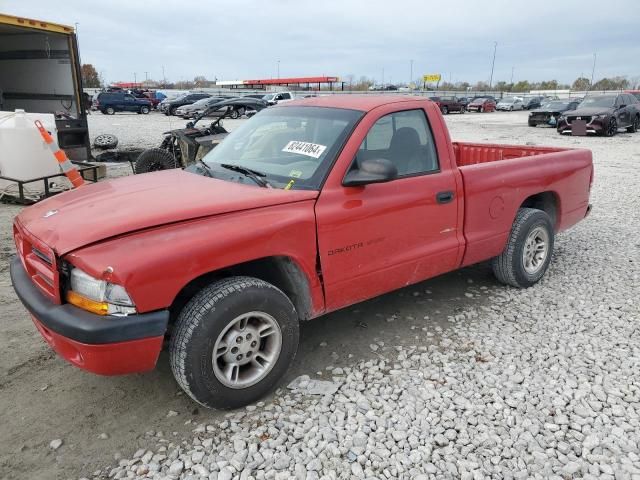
282,141,327,159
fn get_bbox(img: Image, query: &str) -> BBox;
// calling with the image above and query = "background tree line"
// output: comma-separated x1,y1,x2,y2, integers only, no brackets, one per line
82,64,639,92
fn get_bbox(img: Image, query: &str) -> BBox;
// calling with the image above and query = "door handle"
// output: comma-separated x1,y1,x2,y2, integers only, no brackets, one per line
436,191,454,204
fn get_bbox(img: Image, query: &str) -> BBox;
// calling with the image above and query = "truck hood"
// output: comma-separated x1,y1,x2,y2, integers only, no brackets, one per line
17,169,318,255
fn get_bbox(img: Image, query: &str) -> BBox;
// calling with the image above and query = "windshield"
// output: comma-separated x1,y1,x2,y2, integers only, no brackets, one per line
579,96,615,108
500,97,517,103
191,98,211,107
202,106,363,190
262,94,276,101
544,101,570,110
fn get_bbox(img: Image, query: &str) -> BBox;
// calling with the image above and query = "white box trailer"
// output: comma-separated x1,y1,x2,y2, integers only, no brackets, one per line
0,13,90,161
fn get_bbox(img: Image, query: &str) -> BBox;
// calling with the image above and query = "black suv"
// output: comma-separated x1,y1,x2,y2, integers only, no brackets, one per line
94,92,152,115
164,93,211,116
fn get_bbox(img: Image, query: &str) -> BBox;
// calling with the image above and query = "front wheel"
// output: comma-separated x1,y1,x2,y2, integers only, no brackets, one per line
604,117,617,137
441,106,449,115
492,208,554,288
140,106,150,114
105,107,115,115
626,115,639,133
170,277,299,409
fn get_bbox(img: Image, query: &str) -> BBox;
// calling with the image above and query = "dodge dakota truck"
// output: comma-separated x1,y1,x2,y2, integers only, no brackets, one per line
11,96,593,409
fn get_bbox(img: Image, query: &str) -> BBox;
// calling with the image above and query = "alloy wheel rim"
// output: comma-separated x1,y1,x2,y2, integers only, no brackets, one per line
522,226,549,274
609,119,617,135
212,311,282,389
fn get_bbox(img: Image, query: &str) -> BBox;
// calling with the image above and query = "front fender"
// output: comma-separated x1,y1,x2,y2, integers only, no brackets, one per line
65,201,323,315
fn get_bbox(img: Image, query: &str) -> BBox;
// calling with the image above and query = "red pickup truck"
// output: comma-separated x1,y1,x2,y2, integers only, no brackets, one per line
11,96,593,409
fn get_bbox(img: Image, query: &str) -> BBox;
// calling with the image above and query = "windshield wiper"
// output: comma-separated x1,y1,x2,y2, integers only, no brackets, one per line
197,159,214,177
220,163,271,188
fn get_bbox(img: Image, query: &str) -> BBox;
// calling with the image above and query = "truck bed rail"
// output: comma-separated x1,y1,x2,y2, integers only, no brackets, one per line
452,142,568,167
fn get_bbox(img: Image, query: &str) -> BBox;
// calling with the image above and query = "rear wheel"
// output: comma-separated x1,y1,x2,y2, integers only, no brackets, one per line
626,115,639,133
229,108,240,119
604,117,617,137
140,106,150,114
170,277,299,409
492,208,554,288
105,107,115,115
441,106,449,115
135,148,178,173
169,106,177,116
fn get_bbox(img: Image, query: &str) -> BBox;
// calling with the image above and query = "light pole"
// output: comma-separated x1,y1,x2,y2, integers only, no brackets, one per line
144,71,148,83
133,72,137,86
589,53,597,91
489,41,497,89
277,60,280,79
382,67,385,88
162,65,166,87
410,59,413,86
510,66,514,90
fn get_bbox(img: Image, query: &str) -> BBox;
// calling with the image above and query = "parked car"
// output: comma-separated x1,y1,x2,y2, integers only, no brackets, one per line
528,99,582,127
262,91,295,105
497,97,525,111
467,97,497,112
523,96,544,110
11,95,593,409
557,93,640,136
142,91,162,109
93,91,152,115
429,96,466,114
175,96,230,119
164,93,211,116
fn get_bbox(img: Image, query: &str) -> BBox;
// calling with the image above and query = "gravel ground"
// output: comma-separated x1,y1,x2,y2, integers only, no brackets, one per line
1,110,639,479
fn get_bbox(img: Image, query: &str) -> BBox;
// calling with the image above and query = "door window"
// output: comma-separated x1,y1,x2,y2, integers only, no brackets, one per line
357,109,439,176
124,95,135,101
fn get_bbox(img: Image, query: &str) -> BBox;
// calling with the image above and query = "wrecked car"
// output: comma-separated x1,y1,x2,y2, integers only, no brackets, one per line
134,97,269,173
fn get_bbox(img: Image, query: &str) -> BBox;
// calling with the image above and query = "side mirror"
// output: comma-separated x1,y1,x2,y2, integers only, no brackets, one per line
343,158,398,187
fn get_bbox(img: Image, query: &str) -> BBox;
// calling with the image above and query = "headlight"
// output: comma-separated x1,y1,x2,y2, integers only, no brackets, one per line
593,114,606,120
67,267,136,316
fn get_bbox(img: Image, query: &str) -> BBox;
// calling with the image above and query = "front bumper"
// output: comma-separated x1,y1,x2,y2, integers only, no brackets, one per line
10,257,169,375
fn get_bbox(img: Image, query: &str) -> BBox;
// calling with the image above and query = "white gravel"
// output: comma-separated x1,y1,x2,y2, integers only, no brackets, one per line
96,111,639,479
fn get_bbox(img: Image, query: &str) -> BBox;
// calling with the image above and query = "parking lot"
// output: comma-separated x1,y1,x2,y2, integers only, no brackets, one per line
1,109,639,479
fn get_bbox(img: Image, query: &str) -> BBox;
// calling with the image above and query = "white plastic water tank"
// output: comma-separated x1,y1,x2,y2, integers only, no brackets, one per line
0,109,61,191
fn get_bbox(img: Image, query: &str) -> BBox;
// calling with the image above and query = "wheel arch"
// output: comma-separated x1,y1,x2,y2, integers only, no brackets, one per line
519,191,560,231
169,256,315,326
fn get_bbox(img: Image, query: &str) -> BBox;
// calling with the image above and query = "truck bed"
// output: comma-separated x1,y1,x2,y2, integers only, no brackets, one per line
452,142,593,268
452,142,567,166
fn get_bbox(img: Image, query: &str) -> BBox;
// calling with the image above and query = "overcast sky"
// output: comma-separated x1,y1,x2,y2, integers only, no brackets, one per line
3,0,640,86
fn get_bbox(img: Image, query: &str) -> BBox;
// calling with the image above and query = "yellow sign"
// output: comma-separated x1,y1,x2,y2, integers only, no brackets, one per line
423,74,441,83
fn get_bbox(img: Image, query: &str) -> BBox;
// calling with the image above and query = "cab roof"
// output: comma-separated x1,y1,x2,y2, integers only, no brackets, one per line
282,95,430,112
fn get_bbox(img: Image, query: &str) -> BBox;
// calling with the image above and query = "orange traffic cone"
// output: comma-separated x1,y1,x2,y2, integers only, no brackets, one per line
34,119,85,188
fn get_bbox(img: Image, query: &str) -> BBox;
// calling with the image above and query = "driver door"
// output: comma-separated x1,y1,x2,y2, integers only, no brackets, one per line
315,107,461,312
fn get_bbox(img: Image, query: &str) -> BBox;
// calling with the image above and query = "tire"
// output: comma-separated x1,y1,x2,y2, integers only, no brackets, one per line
491,208,555,288
528,122,536,127
604,117,617,137
229,108,240,119
626,115,639,133
480,106,484,113
509,106,513,111
170,277,299,409
441,106,449,115
169,106,178,116
93,133,118,150
134,148,178,173
140,106,150,114
459,107,465,114
105,107,115,115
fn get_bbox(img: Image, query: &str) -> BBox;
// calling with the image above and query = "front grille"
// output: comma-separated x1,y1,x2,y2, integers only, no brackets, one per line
567,116,592,124
14,221,61,304
531,113,550,121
